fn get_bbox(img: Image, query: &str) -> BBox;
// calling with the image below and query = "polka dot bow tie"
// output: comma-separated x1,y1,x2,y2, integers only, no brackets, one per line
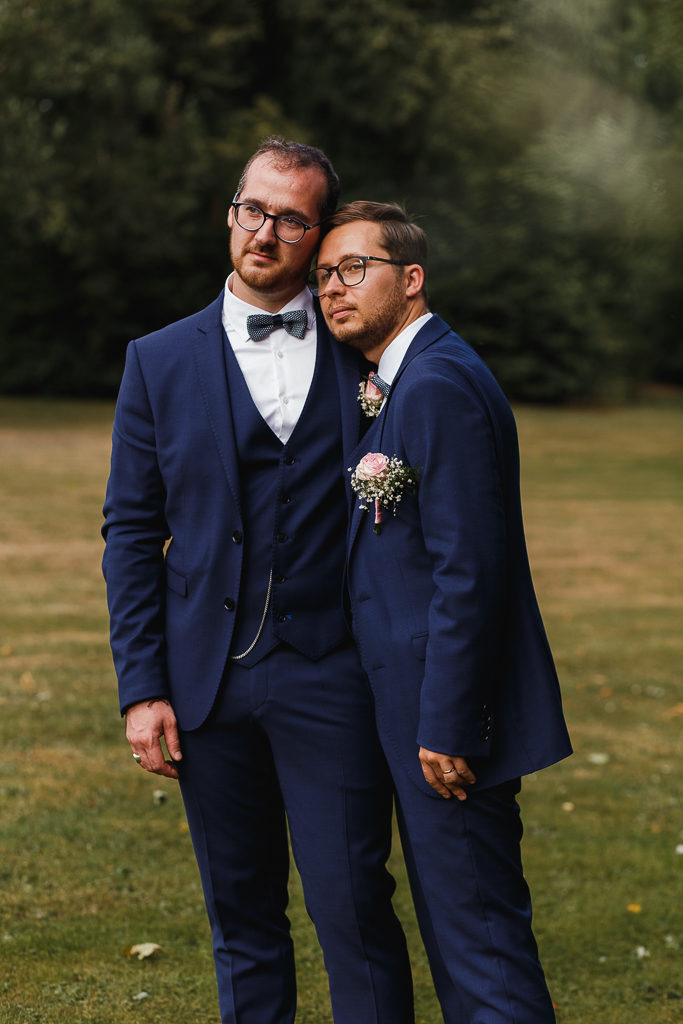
246,309,308,342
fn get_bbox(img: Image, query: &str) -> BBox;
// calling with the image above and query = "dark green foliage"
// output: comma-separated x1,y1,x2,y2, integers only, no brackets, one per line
0,0,682,399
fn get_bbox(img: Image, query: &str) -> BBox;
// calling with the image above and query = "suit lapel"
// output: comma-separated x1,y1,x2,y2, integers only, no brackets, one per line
192,293,242,518
346,410,385,553
324,301,363,464
346,316,451,558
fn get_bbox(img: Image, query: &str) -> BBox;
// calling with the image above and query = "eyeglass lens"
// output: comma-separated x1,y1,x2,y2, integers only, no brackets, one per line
312,257,367,291
235,204,306,242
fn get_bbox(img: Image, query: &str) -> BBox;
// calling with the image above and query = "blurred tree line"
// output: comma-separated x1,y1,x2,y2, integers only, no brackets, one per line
0,0,681,400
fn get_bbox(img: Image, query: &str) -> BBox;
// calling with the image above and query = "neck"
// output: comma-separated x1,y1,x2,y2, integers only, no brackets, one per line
364,299,429,366
230,271,306,312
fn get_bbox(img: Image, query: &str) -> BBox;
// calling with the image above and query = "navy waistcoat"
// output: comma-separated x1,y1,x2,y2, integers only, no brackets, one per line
224,329,349,667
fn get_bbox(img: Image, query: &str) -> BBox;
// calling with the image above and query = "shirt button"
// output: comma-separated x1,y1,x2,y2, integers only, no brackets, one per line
280,494,291,504
284,456,295,466
275,573,286,584
277,533,288,543
232,530,242,544
282,396,289,405
277,614,287,623
224,598,235,611
277,351,284,359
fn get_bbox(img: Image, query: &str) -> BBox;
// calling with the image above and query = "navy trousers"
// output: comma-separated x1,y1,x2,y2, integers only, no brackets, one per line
392,766,555,1024
178,643,414,1024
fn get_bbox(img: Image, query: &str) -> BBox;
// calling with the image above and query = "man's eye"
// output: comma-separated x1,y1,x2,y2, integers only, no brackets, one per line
279,217,301,228
244,205,262,216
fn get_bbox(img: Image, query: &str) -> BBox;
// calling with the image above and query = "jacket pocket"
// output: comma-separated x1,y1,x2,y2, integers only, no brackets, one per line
166,564,187,597
411,631,428,662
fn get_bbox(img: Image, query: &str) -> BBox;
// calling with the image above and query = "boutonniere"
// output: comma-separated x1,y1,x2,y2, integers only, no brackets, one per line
349,453,420,534
358,372,384,418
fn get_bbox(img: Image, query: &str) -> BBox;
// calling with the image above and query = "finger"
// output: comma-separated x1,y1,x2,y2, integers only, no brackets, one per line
421,762,452,799
453,759,476,784
142,736,168,773
163,717,183,762
151,760,180,780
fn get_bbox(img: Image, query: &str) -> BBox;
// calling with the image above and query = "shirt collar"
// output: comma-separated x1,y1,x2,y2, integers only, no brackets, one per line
376,312,434,386
222,272,316,344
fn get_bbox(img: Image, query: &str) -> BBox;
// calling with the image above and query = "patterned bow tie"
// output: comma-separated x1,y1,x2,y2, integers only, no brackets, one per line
246,309,308,342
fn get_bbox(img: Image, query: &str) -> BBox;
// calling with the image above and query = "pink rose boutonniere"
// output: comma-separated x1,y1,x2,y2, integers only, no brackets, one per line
358,372,384,418
349,452,420,534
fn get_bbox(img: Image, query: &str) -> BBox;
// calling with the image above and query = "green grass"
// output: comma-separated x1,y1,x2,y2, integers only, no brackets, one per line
0,395,682,1023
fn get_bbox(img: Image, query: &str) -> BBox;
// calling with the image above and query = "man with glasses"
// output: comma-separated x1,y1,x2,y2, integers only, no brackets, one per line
102,141,413,1024
317,202,572,1023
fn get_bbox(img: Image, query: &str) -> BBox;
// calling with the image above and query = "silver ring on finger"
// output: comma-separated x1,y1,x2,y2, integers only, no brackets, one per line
132,753,143,764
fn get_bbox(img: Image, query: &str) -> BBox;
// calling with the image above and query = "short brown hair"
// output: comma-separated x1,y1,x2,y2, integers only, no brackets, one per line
236,137,340,220
322,201,429,297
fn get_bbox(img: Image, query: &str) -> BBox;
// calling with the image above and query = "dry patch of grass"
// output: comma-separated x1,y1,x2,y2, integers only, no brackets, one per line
1,397,682,1023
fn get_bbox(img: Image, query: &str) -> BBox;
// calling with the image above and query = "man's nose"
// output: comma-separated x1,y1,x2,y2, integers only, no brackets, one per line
253,217,278,246
322,271,345,297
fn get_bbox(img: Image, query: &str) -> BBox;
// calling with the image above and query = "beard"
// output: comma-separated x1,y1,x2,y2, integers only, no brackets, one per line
230,235,307,296
326,273,406,354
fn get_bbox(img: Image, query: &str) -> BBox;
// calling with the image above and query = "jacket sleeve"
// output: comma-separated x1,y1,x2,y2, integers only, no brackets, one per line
399,373,507,756
102,341,171,714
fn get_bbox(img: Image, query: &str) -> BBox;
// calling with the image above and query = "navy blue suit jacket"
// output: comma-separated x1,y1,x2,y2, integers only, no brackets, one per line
102,293,362,729
345,315,572,796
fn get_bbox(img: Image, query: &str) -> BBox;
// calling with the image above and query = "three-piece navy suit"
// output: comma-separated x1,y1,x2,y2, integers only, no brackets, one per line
102,292,414,1024
345,313,573,1023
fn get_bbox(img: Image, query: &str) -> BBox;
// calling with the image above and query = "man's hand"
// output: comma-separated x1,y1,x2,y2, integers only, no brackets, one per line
419,748,476,800
125,698,182,779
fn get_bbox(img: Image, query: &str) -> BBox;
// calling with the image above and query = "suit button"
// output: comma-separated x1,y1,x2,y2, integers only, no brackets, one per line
284,456,295,466
480,730,490,741
224,598,235,611
277,533,288,543
277,614,287,622
275,573,285,584
280,494,291,504
232,530,242,544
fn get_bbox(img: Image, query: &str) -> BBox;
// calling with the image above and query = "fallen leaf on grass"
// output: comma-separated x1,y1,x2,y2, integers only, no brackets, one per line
675,845,683,855
562,802,575,812
588,752,609,765
662,704,683,721
179,821,190,833
636,946,650,958
627,903,642,913
124,943,164,961
132,991,150,1001
20,672,35,692
153,789,167,805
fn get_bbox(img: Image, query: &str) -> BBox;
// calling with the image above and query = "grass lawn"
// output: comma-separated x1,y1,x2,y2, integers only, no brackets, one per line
1,394,682,1023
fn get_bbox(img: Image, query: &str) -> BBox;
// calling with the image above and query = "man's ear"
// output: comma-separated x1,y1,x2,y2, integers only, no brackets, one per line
405,264,425,298
227,206,235,229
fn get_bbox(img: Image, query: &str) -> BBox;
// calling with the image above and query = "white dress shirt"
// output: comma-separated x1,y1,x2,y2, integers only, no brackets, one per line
376,312,434,405
222,273,317,443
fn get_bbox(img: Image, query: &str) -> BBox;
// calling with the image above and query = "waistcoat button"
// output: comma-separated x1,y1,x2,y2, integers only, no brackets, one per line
275,573,285,584
224,597,235,611
277,533,288,543
232,530,242,544
280,494,291,504
277,614,287,622
284,456,295,466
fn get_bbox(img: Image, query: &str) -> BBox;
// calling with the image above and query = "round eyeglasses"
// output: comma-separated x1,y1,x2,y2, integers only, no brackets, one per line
307,255,408,294
232,194,324,244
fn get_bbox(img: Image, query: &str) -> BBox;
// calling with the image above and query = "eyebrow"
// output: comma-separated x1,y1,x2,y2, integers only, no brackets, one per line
239,196,314,223
317,252,380,268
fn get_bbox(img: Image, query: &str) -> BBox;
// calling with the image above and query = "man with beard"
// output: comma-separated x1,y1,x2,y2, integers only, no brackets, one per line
102,144,413,1024
314,202,572,1024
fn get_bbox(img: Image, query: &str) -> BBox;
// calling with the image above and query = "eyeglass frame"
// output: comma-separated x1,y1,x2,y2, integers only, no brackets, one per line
307,255,408,294
231,193,325,244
